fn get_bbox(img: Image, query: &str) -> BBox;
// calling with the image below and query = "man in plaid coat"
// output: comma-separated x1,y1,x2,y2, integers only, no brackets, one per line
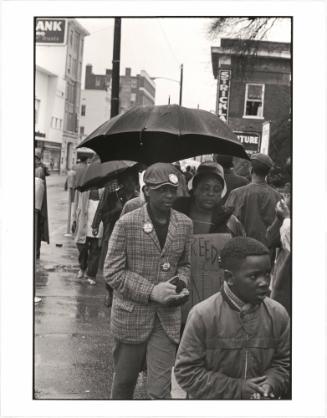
104,162,193,399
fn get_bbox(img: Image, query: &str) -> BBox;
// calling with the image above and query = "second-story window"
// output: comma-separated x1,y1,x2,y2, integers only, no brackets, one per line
81,104,86,116
243,83,264,118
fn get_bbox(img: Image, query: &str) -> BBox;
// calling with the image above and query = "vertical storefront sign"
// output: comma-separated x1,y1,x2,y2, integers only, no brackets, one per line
260,121,271,155
217,69,231,123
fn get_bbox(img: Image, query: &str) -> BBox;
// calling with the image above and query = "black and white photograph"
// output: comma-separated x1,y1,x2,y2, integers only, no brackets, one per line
1,1,326,417
33,15,292,401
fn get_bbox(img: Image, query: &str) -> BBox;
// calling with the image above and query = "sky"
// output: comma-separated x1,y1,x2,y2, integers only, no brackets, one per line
77,17,291,112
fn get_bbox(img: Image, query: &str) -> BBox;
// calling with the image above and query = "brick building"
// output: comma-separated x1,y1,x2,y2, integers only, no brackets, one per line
211,38,291,165
79,65,156,142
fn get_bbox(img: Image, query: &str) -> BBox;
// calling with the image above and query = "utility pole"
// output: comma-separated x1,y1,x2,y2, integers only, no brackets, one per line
111,18,121,118
179,64,183,106
168,95,171,105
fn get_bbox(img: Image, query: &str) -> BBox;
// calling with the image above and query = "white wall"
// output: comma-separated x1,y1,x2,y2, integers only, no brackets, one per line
36,45,67,79
35,70,49,134
35,68,66,144
80,89,111,137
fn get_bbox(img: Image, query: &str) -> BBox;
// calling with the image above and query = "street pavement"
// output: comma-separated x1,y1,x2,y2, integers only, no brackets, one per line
34,174,147,399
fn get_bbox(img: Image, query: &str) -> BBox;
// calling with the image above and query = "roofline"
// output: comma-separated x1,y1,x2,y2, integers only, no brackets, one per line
71,18,90,36
35,64,58,77
211,46,291,79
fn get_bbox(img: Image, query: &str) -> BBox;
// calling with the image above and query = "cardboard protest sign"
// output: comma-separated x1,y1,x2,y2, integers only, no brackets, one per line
182,233,232,323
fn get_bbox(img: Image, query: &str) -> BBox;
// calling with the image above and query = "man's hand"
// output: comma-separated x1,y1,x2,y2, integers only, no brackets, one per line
261,383,275,399
242,376,267,399
71,221,77,234
92,227,99,236
150,281,178,304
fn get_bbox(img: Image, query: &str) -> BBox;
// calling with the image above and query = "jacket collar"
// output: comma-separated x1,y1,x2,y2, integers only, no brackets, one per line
222,282,245,312
221,282,260,315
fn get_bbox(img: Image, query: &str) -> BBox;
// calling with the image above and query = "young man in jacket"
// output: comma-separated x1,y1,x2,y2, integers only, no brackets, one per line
104,162,193,399
174,236,290,400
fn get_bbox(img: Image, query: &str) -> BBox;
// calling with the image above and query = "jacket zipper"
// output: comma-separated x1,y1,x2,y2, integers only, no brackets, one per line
244,334,249,380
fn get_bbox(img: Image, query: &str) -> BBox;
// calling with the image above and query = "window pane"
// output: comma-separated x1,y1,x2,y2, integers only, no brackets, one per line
246,101,262,116
248,84,263,100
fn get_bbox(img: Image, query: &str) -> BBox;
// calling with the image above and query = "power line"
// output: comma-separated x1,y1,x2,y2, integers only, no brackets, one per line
158,19,180,66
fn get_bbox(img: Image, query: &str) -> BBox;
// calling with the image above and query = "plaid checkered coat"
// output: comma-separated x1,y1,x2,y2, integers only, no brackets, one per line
103,204,193,344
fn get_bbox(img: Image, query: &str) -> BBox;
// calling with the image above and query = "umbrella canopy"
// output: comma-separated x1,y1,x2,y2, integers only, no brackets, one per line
75,160,139,192
77,105,249,164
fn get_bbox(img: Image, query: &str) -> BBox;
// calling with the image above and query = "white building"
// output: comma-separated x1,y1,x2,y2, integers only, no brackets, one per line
79,86,111,141
35,18,89,172
35,65,66,171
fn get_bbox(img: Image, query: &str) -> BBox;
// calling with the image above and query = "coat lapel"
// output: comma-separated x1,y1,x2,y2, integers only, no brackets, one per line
162,210,177,256
142,205,161,252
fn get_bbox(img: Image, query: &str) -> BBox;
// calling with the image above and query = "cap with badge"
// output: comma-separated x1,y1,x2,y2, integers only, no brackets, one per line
250,153,274,169
143,162,179,189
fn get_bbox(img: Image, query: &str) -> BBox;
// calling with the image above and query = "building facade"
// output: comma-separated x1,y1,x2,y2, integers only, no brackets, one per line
79,65,156,142
211,38,291,165
35,18,89,172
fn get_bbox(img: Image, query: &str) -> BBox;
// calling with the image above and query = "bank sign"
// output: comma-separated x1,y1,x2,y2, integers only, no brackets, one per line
217,69,231,123
234,132,261,155
36,18,66,44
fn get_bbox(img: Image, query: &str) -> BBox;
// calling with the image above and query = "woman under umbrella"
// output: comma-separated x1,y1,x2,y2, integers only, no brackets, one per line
173,161,245,236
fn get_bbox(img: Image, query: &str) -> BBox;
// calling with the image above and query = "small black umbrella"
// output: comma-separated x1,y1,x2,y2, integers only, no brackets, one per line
75,160,139,192
77,105,249,164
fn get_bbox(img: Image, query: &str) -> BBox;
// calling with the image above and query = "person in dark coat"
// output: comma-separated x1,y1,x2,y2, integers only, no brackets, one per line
173,161,244,236
92,171,140,306
174,237,290,400
35,148,49,259
214,154,249,205
225,153,280,247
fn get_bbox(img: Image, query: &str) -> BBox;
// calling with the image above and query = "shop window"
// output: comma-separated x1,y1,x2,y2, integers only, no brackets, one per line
81,104,86,116
243,83,264,118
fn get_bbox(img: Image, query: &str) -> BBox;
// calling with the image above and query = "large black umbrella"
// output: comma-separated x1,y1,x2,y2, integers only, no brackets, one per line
75,160,139,192
77,105,249,164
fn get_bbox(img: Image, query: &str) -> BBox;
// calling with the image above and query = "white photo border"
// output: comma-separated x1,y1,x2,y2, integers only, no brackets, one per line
1,0,326,417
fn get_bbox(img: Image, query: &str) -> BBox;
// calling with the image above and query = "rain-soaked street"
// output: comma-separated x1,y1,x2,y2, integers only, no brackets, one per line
34,174,147,399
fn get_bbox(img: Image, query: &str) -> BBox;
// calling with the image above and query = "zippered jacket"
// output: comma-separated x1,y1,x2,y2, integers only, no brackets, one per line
174,289,290,399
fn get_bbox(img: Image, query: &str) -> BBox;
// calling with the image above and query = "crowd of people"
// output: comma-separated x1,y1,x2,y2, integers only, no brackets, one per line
35,149,291,400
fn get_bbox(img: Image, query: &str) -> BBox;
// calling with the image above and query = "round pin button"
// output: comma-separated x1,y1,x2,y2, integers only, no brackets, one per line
161,262,171,271
143,222,153,233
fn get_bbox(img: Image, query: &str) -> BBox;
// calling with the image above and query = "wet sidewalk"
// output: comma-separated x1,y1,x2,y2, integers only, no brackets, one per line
34,174,147,399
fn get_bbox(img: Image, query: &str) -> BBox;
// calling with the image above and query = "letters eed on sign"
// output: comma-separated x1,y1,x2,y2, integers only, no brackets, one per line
36,19,66,44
